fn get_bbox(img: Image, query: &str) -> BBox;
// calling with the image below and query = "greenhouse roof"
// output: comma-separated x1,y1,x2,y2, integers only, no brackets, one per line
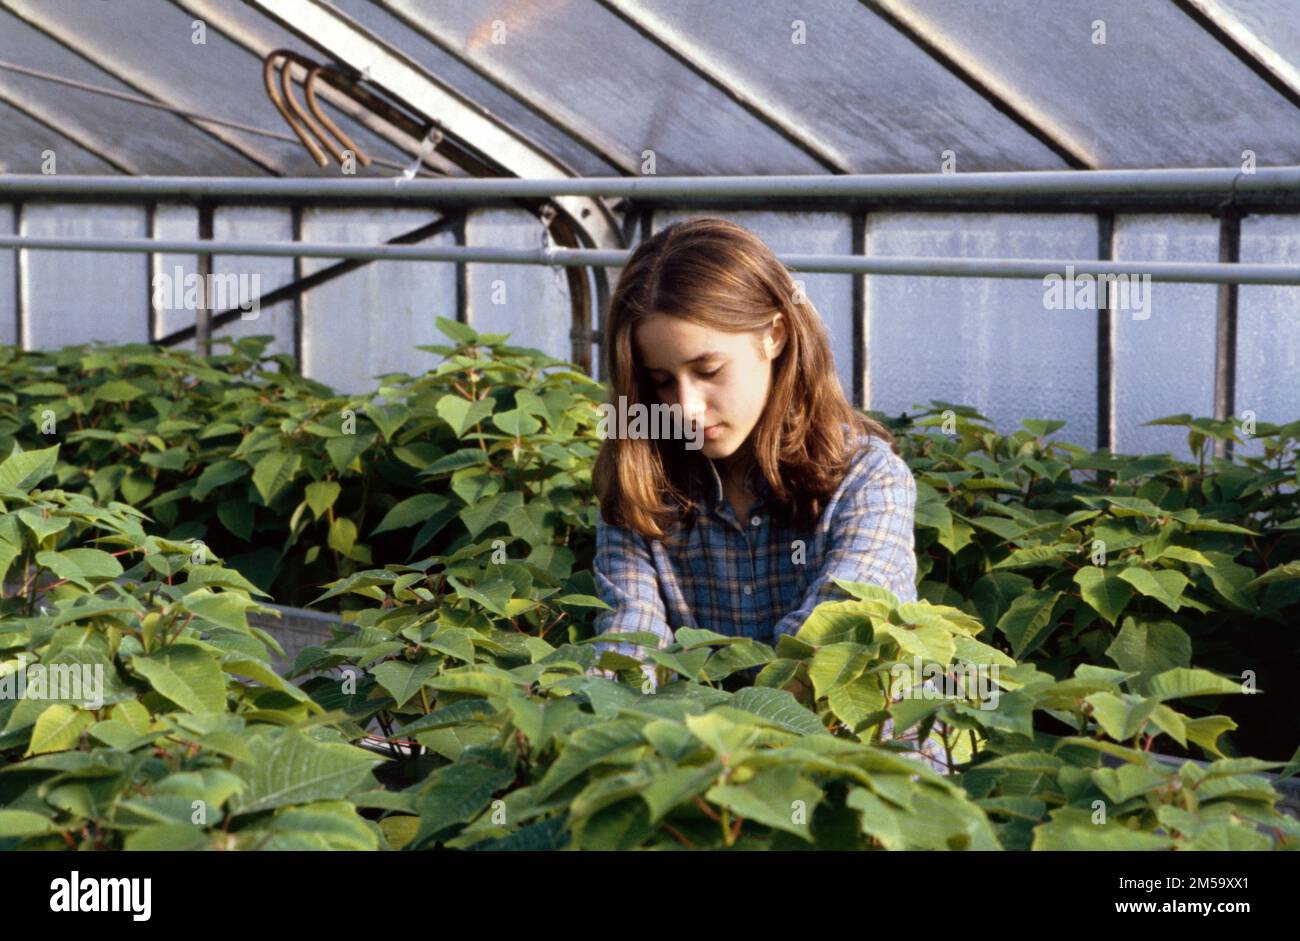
2,0,1299,181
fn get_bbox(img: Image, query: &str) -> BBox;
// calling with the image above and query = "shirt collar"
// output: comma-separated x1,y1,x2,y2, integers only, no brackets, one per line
699,453,773,514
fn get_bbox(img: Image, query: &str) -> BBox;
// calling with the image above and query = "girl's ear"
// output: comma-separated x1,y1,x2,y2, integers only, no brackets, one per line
765,314,788,359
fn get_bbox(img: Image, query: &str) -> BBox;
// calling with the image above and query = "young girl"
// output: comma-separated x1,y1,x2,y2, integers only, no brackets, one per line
587,216,948,773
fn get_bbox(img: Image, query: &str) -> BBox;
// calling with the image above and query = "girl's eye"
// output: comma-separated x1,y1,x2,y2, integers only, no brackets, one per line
653,366,721,387
700,367,722,379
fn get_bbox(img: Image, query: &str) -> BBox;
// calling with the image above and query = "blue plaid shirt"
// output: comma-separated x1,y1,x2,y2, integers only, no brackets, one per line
591,432,918,662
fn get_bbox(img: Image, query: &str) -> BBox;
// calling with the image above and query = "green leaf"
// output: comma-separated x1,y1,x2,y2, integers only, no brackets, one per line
996,589,1062,659
371,658,441,709
0,443,60,491
372,494,452,535
707,764,823,841
217,499,254,541
325,433,375,474
304,480,342,520
1146,668,1244,702
368,404,412,443
192,459,249,499
1104,617,1191,685
422,449,489,476
436,395,495,436
229,730,381,816
26,704,93,755
493,407,541,437
1073,566,1134,626
35,548,124,589
93,380,145,403
1117,567,1188,612
460,491,524,539
252,451,302,504
130,645,227,713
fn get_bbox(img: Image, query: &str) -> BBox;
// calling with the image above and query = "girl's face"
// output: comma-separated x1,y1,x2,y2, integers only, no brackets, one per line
634,312,786,462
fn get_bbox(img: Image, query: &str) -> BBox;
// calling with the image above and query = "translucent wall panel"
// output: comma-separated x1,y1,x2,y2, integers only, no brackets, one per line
151,205,198,346
212,207,295,357
651,210,856,404
22,204,147,349
0,206,14,347
465,209,575,365
1112,216,1219,459
300,208,456,393
1237,214,1300,460
866,213,1097,448
627,0,1068,172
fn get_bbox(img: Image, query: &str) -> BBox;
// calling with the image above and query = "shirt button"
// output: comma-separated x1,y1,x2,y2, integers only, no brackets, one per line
750,515,761,527
743,585,753,596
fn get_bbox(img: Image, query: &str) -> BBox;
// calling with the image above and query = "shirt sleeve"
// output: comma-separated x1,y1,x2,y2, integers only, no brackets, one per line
586,515,674,686
769,448,919,646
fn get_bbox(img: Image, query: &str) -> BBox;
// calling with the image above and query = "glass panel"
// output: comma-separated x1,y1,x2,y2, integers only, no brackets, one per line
300,208,456,393
212,207,296,358
327,0,621,176
23,204,149,349
0,100,120,174
1237,214,1300,461
368,0,826,174
151,204,199,344
0,6,264,175
1213,0,1300,89
891,0,1300,167
866,213,1098,449
466,209,576,365
651,210,856,401
628,0,1069,171
1112,215,1219,459
0,206,14,347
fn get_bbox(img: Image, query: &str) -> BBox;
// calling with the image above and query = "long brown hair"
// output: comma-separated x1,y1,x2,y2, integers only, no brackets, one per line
593,216,897,543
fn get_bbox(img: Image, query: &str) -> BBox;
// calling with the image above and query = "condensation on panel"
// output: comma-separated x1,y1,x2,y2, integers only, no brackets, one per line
465,209,575,367
211,207,295,357
151,204,197,346
0,205,14,347
866,213,1097,448
23,204,147,350
651,210,856,403
1237,214,1300,461
299,208,456,394
1112,216,1219,460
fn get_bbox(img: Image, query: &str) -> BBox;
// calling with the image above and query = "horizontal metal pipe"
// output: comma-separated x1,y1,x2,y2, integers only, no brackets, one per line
1,233,1297,284
0,167,1295,202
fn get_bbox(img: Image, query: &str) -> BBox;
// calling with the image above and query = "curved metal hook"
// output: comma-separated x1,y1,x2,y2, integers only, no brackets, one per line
262,50,328,166
306,66,372,168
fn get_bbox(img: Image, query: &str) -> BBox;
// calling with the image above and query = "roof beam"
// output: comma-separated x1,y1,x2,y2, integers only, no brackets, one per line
371,0,639,176
237,0,622,250
596,0,848,172
0,88,135,174
1174,0,1300,113
858,0,1095,169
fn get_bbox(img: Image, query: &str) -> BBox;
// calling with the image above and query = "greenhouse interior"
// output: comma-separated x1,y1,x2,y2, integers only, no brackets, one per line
0,0,1297,864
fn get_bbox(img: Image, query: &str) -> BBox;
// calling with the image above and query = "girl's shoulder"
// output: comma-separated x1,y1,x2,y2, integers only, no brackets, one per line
838,429,915,502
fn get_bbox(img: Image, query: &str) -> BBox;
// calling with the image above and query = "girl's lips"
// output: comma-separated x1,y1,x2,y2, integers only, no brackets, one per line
703,423,723,439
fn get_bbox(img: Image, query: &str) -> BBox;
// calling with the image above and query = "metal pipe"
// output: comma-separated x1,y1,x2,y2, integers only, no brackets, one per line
0,167,1294,201
1,233,1297,284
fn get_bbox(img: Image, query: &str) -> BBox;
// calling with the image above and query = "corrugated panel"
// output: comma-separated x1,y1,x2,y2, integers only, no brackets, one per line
0,4,265,175
22,203,148,349
888,0,1300,168
299,207,456,393
623,0,1070,171
1237,214,1300,460
1112,215,1219,458
465,208,576,365
865,212,1098,448
0,205,14,347
323,0,623,176
364,0,826,174
651,210,856,401
211,206,295,356
150,203,198,344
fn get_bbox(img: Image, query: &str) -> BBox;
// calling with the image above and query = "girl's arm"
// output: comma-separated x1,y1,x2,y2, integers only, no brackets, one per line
586,516,673,687
769,453,918,645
